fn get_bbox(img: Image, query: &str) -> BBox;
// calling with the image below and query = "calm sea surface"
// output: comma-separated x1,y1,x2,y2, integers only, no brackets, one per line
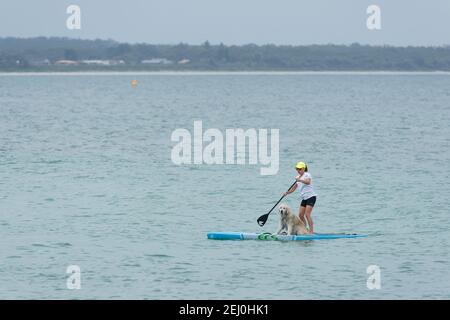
0,73,449,299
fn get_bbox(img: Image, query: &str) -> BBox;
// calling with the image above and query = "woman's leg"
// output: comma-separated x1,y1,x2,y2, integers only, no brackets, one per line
305,205,314,234
299,205,307,226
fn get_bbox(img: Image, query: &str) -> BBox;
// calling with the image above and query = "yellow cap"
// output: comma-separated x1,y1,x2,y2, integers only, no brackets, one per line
295,162,306,169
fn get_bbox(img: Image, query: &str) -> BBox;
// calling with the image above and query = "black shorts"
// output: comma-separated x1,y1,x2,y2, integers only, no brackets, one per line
301,196,317,208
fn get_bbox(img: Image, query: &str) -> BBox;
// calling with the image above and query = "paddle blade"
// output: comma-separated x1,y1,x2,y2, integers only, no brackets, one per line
257,213,269,227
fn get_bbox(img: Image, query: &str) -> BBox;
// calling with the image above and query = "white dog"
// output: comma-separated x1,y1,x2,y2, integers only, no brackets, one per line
277,203,309,235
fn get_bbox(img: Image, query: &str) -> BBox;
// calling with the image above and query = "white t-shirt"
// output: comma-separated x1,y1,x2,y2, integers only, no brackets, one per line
297,172,317,200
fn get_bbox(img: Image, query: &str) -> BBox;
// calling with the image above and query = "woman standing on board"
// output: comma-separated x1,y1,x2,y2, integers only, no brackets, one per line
283,162,317,234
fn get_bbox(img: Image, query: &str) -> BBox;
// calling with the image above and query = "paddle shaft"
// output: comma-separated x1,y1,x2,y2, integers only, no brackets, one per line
257,180,297,226
266,180,297,214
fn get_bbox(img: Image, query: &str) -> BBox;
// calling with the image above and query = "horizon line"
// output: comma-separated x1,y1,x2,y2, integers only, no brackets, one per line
1,36,450,48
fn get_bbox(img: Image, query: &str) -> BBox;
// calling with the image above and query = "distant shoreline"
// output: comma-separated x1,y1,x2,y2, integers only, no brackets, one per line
2,71,450,76
2,37,450,72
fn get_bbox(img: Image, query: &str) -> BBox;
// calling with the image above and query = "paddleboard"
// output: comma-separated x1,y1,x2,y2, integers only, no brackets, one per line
207,232,368,241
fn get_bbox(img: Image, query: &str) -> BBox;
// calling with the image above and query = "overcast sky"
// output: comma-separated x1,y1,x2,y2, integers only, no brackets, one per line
0,0,449,46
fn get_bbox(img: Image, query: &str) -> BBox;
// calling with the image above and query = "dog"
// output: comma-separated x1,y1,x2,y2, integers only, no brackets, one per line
277,203,309,235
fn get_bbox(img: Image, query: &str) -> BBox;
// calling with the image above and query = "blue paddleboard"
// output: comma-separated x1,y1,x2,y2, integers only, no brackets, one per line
207,232,368,241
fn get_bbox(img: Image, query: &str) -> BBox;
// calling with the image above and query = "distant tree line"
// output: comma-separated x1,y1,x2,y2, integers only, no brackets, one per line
1,37,450,71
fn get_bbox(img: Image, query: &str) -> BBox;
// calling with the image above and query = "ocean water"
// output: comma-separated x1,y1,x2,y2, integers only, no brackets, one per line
0,72,449,299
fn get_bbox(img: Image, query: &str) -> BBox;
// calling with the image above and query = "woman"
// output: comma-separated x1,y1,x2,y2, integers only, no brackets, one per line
283,162,317,234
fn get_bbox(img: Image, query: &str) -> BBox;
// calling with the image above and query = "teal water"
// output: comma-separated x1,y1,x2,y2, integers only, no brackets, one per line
0,73,449,299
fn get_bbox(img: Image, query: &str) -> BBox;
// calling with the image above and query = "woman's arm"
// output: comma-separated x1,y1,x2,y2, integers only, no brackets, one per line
297,177,311,185
284,183,297,196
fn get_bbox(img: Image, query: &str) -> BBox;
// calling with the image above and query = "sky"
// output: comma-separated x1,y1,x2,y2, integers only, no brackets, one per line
0,0,449,46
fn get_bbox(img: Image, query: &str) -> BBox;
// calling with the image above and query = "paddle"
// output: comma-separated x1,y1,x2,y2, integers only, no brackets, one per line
257,181,297,226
